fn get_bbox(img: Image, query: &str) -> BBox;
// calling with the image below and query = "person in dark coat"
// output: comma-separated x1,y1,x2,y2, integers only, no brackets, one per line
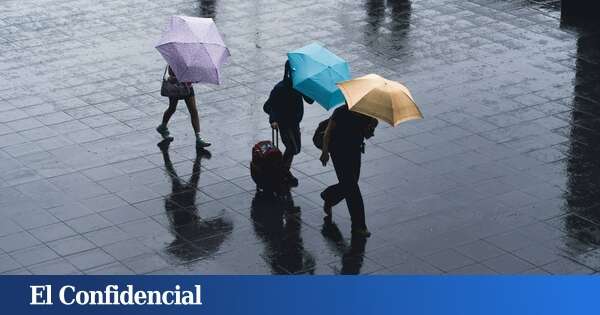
319,104,378,237
263,61,314,187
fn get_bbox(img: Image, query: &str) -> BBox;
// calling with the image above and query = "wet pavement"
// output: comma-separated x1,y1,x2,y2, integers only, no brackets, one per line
0,0,599,274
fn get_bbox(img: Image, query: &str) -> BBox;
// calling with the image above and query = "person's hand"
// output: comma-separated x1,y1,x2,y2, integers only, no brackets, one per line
271,122,279,129
320,152,329,166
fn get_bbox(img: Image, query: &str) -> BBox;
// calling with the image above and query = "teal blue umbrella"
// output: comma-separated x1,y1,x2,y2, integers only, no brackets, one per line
287,43,351,110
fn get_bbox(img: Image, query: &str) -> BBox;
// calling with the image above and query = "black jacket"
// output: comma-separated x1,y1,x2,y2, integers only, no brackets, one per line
329,105,377,153
263,63,314,127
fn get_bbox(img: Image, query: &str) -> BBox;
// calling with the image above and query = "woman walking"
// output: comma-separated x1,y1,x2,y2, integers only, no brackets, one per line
157,66,211,148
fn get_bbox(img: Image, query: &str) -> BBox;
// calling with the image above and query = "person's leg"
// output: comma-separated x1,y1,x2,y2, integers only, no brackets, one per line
184,96,211,147
183,96,200,133
162,98,178,126
320,151,347,217
280,126,300,186
157,98,178,140
282,149,294,172
322,183,343,206
336,149,368,234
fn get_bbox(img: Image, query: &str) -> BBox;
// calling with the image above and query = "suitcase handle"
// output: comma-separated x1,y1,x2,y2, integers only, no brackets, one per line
272,128,279,148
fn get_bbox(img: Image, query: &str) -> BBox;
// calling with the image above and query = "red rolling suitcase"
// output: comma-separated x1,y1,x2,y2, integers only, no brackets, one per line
250,129,286,193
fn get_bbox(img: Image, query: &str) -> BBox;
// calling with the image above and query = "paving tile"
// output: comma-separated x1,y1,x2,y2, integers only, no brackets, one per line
482,254,536,274
65,214,113,234
0,254,21,273
121,253,170,274
102,239,155,261
47,202,95,221
132,198,166,216
79,194,128,212
10,245,59,266
28,258,81,275
83,227,131,247
423,248,476,272
384,257,443,275
447,263,497,275
484,230,539,252
0,218,23,237
519,267,551,275
85,262,134,275
1,268,33,275
65,248,116,271
47,235,96,256
116,187,161,204
11,209,59,230
455,240,506,262
541,257,595,275
82,165,126,181
0,231,41,252
513,244,562,266
118,218,169,238
100,205,147,225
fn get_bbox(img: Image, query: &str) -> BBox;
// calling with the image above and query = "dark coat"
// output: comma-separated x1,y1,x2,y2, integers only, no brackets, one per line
263,62,314,127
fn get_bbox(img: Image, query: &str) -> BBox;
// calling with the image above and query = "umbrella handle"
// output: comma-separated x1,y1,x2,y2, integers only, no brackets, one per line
272,128,279,148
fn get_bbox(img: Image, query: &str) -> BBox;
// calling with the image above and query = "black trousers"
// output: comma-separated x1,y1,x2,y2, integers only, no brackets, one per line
322,147,366,230
280,125,301,172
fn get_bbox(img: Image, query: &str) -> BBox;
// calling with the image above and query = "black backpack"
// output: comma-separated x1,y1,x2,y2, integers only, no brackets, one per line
312,119,329,150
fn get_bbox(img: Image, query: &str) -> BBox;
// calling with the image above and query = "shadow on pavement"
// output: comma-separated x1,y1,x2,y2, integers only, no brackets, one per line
160,141,233,262
251,191,316,274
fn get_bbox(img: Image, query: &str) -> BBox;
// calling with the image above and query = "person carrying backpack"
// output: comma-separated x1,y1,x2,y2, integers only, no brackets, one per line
263,61,314,187
319,104,378,238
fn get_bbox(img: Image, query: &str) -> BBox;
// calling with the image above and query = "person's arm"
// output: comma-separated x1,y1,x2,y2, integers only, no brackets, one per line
263,89,280,128
320,119,335,166
302,94,314,104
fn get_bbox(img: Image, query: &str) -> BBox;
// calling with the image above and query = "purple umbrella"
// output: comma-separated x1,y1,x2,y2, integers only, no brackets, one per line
155,16,230,84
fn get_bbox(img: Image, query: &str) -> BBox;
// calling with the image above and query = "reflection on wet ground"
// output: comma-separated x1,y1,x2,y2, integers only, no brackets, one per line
251,191,315,274
199,0,218,19
0,0,599,274
160,142,233,262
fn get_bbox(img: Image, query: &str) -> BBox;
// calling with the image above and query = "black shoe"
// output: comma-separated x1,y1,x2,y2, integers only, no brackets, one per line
351,228,371,238
196,137,211,148
320,191,332,217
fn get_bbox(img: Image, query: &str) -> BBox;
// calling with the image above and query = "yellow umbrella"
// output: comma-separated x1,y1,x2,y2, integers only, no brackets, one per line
336,74,423,126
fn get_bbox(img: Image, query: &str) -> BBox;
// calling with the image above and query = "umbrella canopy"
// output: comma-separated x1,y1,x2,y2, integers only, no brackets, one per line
155,15,230,84
337,74,423,126
287,43,350,110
